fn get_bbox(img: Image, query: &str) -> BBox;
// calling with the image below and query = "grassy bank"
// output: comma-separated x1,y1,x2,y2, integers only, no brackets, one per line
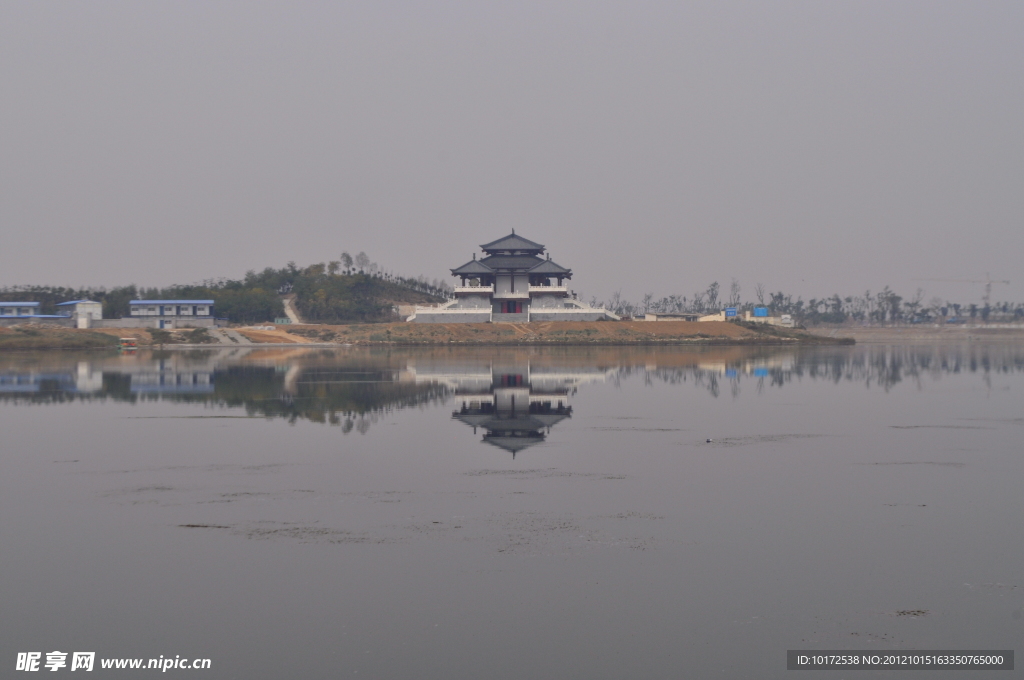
0,326,120,350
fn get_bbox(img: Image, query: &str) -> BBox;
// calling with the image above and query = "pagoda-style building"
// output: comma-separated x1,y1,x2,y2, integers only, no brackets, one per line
409,231,618,323
400,356,616,457
452,372,572,457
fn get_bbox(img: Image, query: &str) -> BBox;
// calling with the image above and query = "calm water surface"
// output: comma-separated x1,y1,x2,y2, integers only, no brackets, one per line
1,344,1021,678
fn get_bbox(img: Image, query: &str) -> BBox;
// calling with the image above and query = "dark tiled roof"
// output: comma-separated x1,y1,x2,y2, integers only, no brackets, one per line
451,260,495,276
527,259,572,276
479,254,544,270
480,232,545,253
482,433,547,454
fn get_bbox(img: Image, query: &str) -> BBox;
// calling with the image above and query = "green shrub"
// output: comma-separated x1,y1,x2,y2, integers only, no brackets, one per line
186,327,215,344
149,328,175,344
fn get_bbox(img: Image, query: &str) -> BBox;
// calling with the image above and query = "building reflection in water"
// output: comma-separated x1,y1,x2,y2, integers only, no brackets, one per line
406,359,616,456
0,355,216,397
125,357,214,394
0,361,108,395
4,345,1024,437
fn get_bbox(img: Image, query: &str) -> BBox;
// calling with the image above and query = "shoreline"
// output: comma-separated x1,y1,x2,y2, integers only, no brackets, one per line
0,320,851,350
9,320,1024,351
143,338,846,349
807,325,1024,343
0,338,850,352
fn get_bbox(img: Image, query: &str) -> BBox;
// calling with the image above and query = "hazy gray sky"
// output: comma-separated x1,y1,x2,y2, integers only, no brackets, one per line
2,1,1022,305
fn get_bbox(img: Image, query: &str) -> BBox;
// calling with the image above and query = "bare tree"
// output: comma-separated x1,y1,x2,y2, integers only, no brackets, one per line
705,281,720,311
609,290,622,314
728,278,741,307
904,288,924,320
755,283,765,306
355,252,371,273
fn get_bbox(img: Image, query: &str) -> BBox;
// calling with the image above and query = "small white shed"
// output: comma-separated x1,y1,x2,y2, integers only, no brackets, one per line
56,300,104,328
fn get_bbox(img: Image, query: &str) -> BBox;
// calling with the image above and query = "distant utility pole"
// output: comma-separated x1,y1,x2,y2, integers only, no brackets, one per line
912,273,1010,307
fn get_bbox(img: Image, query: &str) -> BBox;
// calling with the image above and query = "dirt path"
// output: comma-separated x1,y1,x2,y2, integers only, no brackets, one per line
235,328,311,344
504,323,534,336
221,329,253,345
281,296,302,324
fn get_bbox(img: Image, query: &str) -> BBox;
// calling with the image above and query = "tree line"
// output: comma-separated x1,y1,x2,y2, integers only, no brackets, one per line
0,283,284,324
590,280,1024,325
6,264,1019,326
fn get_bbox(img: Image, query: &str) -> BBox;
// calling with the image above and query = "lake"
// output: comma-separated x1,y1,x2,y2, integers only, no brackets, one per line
1,344,1021,678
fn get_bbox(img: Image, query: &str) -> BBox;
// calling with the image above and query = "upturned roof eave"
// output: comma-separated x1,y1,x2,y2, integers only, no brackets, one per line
450,260,495,276
527,260,572,276
479,232,546,253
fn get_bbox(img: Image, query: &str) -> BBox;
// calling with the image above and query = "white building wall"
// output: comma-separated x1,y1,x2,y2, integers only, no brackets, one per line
531,294,566,310
495,274,513,295
494,387,530,411
71,302,104,327
451,295,491,309
80,302,102,319
130,304,211,317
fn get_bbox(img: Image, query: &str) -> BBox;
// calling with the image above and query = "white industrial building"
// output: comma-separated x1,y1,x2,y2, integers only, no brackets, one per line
55,300,104,328
0,302,41,317
0,301,79,327
127,300,216,329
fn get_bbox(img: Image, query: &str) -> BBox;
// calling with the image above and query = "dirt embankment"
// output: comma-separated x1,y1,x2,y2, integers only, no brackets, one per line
0,320,849,350
242,320,847,345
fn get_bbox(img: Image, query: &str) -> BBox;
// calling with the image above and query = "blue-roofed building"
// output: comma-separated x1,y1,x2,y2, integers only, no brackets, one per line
128,300,215,329
0,301,79,327
409,231,618,323
0,302,41,317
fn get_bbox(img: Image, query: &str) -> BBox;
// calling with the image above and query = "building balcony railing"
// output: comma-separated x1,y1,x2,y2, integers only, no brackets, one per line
453,285,494,294
492,290,530,300
528,285,568,295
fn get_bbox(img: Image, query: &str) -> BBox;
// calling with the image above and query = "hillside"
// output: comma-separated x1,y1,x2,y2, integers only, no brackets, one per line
291,273,443,323
0,261,448,325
